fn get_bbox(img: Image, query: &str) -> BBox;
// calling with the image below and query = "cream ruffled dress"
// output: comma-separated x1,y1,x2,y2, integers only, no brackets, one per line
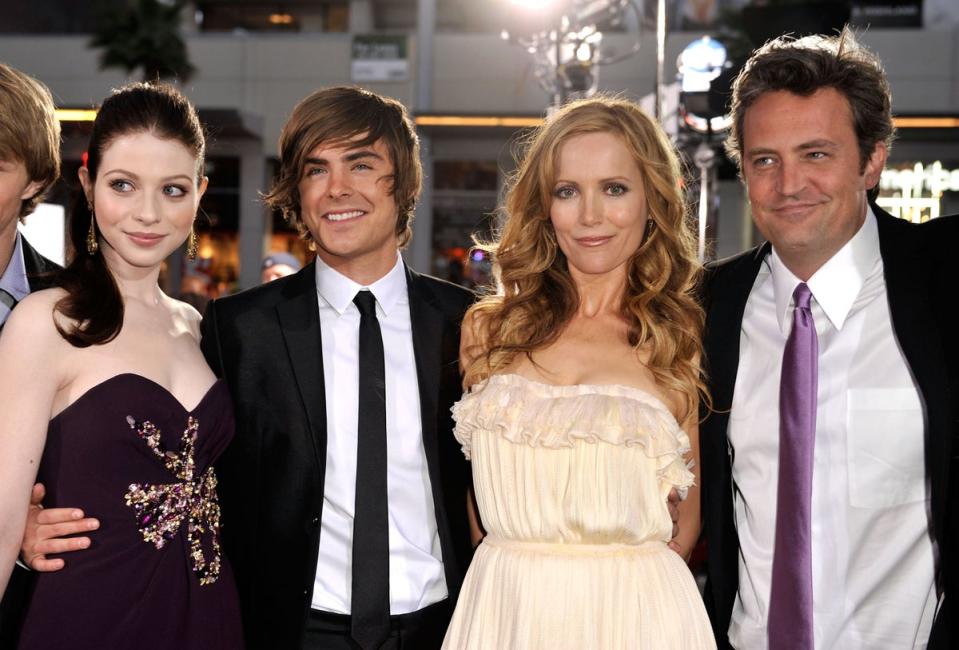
442,374,716,649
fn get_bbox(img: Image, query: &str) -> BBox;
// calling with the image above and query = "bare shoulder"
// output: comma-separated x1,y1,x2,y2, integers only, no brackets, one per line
3,288,67,337
0,288,71,361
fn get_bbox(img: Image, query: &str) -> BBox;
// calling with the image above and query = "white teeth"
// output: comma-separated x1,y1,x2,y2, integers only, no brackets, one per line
325,210,364,222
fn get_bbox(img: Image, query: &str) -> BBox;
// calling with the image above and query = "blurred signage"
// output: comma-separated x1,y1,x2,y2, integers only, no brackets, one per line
851,1,923,28
351,35,408,82
877,161,959,222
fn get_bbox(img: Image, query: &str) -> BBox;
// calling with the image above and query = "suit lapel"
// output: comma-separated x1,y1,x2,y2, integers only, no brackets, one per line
21,235,60,291
706,243,769,413
406,266,444,486
275,264,328,475
701,242,768,633
405,265,460,574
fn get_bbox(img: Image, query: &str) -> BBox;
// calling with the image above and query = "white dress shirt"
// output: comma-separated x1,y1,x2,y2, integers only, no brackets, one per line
0,232,29,326
311,253,448,614
728,208,938,649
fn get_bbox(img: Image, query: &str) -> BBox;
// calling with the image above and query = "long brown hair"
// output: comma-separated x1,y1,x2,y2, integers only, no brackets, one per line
466,96,707,421
55,82,205,347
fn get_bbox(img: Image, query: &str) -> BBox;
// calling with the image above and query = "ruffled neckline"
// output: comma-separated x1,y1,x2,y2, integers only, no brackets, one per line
451,373,694,490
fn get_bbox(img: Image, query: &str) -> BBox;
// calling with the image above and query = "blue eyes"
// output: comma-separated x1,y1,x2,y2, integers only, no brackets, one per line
108,179,189,197
752,152,828,168
304,163,373,178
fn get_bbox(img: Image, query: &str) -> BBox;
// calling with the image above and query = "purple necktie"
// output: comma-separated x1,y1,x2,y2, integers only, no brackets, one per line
768,282,817,649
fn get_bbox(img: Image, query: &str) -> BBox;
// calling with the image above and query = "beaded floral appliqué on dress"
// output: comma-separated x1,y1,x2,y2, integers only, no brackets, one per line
123,415,222,585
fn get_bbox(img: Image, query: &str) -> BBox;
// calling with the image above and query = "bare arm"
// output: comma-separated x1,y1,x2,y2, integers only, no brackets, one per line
0,293,65,592
459,308,487,544
670,405,703,561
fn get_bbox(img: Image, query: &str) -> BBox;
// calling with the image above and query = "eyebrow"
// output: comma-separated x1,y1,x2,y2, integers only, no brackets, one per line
745,139,839,157
303,149,385,166
102,168,193,183
553,176,632,185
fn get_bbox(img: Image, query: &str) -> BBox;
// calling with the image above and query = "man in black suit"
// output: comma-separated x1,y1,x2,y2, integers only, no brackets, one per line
0,62,61,648
700,30,957,649
200,87,474,649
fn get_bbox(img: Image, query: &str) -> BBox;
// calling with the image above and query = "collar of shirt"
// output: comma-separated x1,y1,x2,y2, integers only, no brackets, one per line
314,252,406,317
767,204,880,334
0,231,30,301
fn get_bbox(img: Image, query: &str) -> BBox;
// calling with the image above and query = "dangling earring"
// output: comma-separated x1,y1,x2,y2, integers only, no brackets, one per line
187,226,198,260
86,208,98,255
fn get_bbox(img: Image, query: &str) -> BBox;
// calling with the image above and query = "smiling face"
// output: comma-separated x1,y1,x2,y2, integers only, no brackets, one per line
742,88,886,280
80,130,207,273
297,136,399,283
549,131,649,282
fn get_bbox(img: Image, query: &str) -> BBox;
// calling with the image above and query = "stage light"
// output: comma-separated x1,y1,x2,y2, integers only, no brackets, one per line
501,0,642,107
510,0,560,7
575,42,592,63
677,37,734,134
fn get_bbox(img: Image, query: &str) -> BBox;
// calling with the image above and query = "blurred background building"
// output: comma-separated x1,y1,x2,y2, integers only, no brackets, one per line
2,0,958,297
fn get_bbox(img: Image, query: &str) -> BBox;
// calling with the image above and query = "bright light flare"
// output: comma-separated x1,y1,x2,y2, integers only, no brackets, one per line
678,36,727,93
510,0,560,8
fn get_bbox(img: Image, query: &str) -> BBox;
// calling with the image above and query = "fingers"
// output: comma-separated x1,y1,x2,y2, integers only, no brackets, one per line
29,557,66,572
25,532,94,572
667,487,681,506
34,508,94,526
30,483,46,506
667,540,682,555
32,534,91,556
37,519,99,539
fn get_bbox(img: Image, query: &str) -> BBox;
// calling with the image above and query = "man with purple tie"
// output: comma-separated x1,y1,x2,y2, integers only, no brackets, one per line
699,29,958,650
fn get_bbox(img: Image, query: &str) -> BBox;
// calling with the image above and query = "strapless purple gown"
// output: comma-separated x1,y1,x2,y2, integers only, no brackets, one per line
17,373,244,650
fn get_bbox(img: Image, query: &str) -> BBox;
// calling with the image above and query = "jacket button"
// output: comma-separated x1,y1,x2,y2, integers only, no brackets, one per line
311,516,319,526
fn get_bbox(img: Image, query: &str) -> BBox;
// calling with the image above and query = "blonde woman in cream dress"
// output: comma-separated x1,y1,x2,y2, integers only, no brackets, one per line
442,97,715,649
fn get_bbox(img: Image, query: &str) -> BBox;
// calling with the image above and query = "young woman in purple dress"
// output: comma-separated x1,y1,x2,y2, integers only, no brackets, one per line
0,83,242,649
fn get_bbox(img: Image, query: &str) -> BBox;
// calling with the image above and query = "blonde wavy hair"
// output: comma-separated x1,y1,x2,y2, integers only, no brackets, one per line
465,96,707,421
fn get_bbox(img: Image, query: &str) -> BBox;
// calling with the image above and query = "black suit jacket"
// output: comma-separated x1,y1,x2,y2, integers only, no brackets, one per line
700,207,959,649
200,262,475,649
0,236,61,650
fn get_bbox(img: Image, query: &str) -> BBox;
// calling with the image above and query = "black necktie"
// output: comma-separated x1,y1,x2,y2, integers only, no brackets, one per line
350,290,391,650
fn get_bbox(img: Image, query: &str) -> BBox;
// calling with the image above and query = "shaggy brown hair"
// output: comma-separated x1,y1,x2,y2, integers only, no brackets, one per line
264,86,421,248
0,62,61,218
466,96,707,422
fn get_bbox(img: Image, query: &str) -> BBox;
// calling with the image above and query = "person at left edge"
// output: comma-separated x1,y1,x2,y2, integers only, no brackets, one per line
200,87,476,649
0,61,63,650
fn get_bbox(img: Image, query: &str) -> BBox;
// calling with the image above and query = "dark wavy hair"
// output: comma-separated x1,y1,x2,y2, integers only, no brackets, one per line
55,82,205,347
